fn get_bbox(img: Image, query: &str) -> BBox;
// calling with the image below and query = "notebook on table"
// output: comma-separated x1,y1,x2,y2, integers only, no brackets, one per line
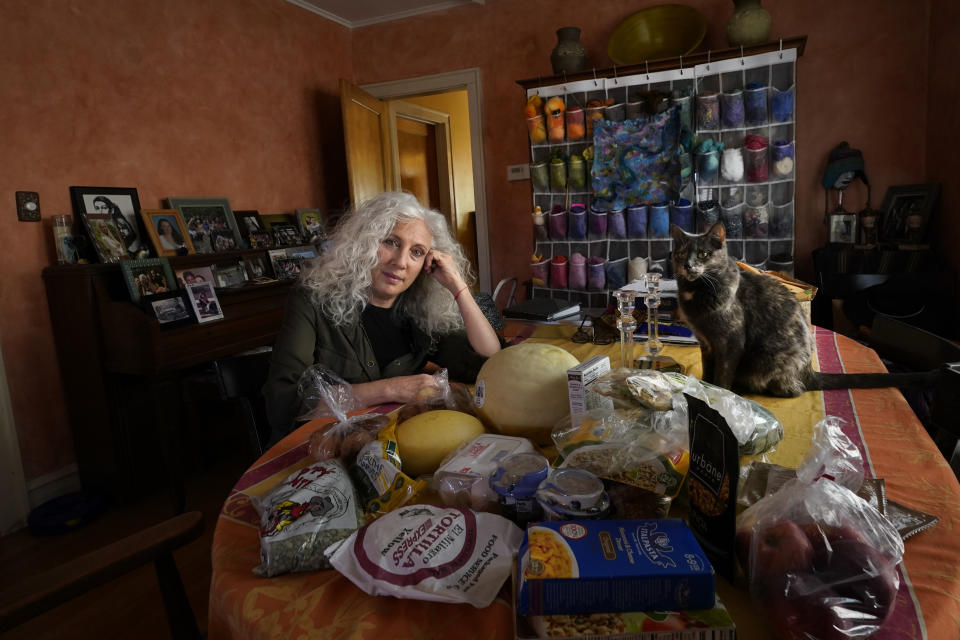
503,298,580,321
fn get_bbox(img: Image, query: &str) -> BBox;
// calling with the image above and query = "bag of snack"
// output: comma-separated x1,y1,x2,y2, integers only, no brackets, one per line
327,503,523,608
735,417,904,640
349,420,426,520
252,458,364,577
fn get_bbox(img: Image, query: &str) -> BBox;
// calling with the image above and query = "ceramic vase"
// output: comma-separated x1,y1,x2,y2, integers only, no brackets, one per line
726,0,772,47
550,27,587,75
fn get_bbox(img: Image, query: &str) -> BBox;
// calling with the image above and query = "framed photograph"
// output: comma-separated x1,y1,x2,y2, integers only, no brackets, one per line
234,210,269,246
295,208,326,244
146,290,195,328
185,282,224,323
70,186,145,258
271,222,303,247
286,244,318,261
213,260,249,288
244,256,270,280
828,213,858,244
121,258,177,304
81,213,129,263
167,197,244,253
879,183,941,245
175,265,214,288
274,257,304,280
140,209,195,257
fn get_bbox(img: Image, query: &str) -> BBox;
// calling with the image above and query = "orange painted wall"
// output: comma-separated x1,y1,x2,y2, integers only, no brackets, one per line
351,0,934,292
1,0,350,480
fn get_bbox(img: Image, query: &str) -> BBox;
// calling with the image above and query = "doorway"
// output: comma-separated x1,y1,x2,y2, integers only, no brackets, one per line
362,69,490,292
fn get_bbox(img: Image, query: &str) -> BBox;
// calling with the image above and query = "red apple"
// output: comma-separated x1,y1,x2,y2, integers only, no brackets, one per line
767,591,853,640
752,520,815,592
813,538,899,624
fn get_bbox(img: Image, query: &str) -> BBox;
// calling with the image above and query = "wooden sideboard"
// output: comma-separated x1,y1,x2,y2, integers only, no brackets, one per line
43,254,295,507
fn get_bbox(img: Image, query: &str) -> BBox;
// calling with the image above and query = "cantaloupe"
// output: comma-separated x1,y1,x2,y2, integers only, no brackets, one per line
474,343,579,444
396,410,485,477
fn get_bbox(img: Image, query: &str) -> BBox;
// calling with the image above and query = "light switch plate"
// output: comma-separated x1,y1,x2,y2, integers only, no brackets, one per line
16,191,41,221
507,164,530,182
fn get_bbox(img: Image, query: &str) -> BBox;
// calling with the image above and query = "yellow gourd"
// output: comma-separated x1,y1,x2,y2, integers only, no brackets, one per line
396,410,485,477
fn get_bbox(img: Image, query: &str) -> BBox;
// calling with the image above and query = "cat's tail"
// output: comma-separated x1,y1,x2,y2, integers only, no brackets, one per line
806,370,939,390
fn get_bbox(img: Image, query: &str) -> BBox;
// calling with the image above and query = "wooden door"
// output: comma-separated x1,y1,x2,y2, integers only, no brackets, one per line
340,79,394,206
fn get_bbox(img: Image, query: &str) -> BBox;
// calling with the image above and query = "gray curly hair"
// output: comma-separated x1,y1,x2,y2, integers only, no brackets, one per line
300,191,473,335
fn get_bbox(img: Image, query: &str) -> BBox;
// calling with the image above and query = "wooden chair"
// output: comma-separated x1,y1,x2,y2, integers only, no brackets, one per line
868,314,960,472
212,348,273,459
0,511,204,637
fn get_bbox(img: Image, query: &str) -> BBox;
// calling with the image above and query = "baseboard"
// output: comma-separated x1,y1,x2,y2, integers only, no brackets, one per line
26,463,81,510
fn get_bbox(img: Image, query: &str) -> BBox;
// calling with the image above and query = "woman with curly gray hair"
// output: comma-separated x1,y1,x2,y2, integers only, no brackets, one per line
263,191,501,440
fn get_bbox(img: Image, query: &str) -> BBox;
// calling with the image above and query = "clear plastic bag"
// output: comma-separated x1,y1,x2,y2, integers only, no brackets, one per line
297,365,389,464
584,368,783,456
551,377,690,500
395,368,475,423
735,417,904,640
252,458,364,577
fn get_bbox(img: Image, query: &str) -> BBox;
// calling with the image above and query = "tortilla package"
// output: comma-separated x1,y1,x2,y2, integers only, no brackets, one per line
327,503,523,608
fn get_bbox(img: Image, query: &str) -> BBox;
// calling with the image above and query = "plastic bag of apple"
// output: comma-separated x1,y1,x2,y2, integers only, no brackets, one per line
735,417,904,640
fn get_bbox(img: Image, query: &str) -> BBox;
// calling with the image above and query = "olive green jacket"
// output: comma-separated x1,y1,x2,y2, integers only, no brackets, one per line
263,287,487,441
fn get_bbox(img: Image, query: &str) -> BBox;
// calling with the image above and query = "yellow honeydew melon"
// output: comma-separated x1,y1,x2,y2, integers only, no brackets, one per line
474,343,579,444
396,409,485,477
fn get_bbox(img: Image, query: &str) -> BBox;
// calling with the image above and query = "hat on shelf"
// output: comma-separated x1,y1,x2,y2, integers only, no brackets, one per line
822,141,870,190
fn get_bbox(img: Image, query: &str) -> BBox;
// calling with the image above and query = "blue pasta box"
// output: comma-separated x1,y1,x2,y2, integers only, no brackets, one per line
516,519,715,616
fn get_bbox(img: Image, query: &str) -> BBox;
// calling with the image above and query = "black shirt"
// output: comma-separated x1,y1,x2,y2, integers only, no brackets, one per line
361,304,413,370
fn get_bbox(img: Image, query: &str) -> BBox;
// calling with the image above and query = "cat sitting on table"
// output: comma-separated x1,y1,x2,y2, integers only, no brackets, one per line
669,223,935,396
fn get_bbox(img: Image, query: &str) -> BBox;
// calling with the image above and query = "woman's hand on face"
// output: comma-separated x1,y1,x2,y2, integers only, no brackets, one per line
422,250,465,294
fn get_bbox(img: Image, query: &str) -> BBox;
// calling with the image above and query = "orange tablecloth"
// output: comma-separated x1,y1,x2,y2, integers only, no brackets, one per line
208,327,960,640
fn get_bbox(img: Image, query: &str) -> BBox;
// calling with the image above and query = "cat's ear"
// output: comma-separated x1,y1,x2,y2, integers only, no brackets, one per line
670,224,687,247
708,222,726,248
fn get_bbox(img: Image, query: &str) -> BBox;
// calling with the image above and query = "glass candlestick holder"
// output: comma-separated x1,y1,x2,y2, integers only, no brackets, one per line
635,273,684,373
612,289,637,369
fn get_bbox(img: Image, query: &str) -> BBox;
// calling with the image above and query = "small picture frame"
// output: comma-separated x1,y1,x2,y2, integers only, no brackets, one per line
879,183,941,245
70,186,145,258
185,282,224,323
828,213,858,244
213,260,249,288
274,256,304,280
234,210,268,246
146,290,195,328
167,197,244,253
175,266,215,288
244,256,269,280
140,209,195,257
81,213,129,263
295,209,326,244
121,258,177,304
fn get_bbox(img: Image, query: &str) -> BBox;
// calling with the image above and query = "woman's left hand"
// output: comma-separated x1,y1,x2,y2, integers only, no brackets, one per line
422,250,465,294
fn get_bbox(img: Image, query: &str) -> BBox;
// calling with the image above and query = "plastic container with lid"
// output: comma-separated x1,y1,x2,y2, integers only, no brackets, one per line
489,452,550,527
535,468,611,521
435,434,535,511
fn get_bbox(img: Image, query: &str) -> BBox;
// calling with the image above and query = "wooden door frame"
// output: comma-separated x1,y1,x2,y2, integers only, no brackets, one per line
388,100,457,232
362,68,491,293
0,344,29,534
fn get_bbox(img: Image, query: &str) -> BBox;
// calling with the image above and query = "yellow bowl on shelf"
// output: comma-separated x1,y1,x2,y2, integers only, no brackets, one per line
607,4,707,65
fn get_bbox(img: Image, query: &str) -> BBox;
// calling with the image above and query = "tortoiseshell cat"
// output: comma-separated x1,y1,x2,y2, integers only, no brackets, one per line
670,223,935,396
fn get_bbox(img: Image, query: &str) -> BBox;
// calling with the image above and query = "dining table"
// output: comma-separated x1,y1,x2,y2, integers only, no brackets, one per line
207,322,960,640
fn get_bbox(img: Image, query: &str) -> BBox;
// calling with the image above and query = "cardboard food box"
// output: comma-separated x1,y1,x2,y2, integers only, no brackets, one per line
567,355,612,428
516,519,715,616
737,262,817,325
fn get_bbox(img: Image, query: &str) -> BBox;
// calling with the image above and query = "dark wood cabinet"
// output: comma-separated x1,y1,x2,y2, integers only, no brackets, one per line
43,255,294,505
